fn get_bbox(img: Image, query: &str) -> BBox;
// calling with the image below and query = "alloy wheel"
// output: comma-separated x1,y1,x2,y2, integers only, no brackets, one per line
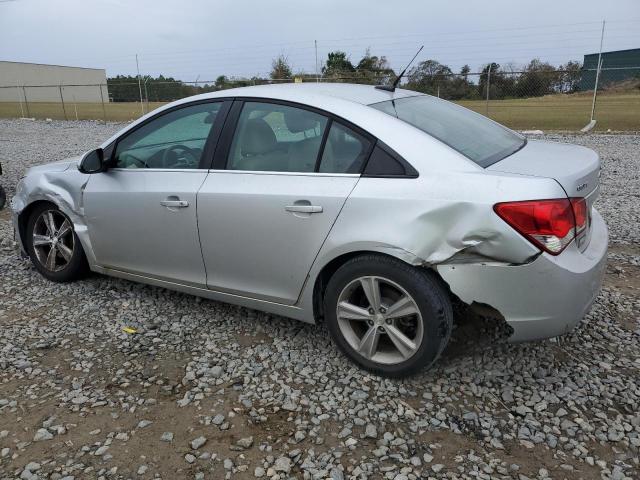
32,210,75,272
336,276,423,365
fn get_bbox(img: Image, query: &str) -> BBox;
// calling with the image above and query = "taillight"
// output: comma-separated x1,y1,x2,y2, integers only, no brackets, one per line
571,197,588,234
494,198,588,255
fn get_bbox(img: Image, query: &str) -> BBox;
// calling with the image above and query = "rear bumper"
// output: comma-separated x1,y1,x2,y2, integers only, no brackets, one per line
437,208,608,342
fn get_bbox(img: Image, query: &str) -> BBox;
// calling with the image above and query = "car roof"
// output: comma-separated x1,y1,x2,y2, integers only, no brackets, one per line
186,82,421,106
99,82,474,173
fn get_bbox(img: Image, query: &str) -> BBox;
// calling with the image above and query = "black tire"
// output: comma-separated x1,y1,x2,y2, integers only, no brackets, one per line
25,203,88,282
324,254,453,378
0,186,6,210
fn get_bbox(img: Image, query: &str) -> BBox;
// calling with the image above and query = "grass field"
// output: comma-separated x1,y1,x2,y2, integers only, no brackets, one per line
1,92,638,131
460,92,640,131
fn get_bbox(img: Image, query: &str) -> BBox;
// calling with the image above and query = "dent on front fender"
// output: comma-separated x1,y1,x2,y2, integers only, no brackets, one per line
14,168,97,266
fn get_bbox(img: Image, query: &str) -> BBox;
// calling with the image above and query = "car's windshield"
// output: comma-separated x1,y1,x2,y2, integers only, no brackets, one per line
370,95,526,167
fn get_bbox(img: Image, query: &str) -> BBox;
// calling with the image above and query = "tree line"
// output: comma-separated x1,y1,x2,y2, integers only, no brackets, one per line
107,51,584,102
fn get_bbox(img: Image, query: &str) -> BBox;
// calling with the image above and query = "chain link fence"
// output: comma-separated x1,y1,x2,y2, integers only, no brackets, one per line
1,67,638,131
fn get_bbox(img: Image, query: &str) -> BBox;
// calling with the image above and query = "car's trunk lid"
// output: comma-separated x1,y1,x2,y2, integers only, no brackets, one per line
487,139,601,252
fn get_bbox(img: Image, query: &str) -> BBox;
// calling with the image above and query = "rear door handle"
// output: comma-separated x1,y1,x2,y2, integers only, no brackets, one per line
285,205,323,213
160,199,189,208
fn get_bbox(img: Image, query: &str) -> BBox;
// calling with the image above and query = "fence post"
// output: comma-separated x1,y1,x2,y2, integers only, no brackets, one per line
22,85,31,118
58,85,68,121
16,83,24,117
99,84,107,124
485,64,492,116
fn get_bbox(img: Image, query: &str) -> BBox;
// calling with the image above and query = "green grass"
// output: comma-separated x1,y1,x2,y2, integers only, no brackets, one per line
1,92,638,131
459,92,640,131
0,101,167,122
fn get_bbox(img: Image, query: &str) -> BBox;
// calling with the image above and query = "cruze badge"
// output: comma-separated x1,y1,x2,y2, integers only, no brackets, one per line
577,183,588,192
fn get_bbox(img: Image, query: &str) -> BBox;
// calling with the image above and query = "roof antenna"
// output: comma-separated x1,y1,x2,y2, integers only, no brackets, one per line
376,45,423,92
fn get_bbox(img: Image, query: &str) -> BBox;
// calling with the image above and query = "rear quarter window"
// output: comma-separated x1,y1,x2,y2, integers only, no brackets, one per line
370,95,525,167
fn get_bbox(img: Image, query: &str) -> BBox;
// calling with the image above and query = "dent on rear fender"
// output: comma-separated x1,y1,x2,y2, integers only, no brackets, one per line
401,202,541,267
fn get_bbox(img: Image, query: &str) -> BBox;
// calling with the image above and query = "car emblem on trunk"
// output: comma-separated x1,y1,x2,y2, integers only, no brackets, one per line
577,183,588,192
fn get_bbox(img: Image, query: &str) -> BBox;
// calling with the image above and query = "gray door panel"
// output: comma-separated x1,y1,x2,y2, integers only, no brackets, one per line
197,172,358,304
84,170,208,286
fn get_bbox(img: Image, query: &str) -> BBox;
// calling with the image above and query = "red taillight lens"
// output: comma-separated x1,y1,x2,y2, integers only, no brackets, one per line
494,198,587,255
571,198,588,234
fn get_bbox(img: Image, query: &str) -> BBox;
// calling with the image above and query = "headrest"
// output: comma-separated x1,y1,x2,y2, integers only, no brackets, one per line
241,118,277,155
283,108,320,133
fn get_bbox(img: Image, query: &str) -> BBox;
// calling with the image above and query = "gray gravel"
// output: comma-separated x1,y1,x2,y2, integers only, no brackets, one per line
0,119,638,479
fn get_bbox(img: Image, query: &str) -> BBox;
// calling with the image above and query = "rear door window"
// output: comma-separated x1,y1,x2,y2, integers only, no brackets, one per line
318,122,372,174
227,102,328,173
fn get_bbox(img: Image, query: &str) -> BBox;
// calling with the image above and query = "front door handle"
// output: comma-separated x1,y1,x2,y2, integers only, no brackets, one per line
285,205,323,214
160,198,189,208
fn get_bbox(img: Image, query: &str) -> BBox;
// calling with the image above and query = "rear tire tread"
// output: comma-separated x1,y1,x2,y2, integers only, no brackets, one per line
323,253,453,378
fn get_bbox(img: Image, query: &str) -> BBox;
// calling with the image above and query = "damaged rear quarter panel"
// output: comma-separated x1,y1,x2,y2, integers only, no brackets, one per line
317,169,565,268
297,166,566,321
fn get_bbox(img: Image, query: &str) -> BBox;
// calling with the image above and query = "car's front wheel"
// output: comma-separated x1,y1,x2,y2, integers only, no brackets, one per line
324,254,453,378
25,203,88,282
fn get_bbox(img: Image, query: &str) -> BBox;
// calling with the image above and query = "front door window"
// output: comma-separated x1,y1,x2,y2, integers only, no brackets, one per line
114,102,222,169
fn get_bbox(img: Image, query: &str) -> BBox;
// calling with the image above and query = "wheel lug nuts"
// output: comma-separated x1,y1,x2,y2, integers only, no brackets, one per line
378,326,385,333
385,318,392,325
379,307,386,314
368,308,375,314
367,319,374,326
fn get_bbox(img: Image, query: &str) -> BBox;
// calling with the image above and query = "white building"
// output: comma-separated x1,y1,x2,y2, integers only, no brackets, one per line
0,61,108,103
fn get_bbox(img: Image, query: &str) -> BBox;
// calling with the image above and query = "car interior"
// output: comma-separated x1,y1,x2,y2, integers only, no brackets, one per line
228,104,370,173
113,105,220,169
113,101,371,173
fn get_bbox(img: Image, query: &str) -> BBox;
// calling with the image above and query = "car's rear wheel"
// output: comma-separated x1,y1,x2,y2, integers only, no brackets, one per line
324,254,452,378
25,203,88,282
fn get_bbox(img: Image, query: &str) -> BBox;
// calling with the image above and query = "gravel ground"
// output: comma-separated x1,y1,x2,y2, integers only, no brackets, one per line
0,119,638,480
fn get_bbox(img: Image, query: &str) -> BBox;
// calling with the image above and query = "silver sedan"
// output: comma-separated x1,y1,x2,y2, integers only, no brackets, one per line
11,83,608,377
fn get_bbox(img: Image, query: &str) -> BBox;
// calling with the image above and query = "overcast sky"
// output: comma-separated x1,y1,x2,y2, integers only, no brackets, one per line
1,0,639,82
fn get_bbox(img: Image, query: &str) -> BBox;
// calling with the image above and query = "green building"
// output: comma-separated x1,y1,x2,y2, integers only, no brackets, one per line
579,48,640,90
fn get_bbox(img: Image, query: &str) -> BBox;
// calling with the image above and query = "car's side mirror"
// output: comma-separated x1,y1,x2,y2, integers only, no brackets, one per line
78,148,106,174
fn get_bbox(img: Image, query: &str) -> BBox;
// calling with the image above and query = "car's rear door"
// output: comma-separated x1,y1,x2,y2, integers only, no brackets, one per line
83,100,230,286
197,100,374,304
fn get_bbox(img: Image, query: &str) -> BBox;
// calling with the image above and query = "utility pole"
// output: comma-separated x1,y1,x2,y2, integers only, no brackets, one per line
136,54,144,115
590,20,606,122
315,40,319,83
143,75,151,107
581,20,606,132
485,63,492,116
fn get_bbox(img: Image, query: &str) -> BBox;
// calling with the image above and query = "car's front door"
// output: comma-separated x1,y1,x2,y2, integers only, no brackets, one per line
84,101,228,286
197,100,373,304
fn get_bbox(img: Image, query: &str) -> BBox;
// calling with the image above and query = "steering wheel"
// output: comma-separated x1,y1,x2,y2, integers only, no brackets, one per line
119,152,147,168
162,145,198,168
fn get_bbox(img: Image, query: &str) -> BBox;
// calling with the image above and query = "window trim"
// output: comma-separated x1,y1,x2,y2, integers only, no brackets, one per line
214,97,377,174
108,98,232,171
361,140,419,179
